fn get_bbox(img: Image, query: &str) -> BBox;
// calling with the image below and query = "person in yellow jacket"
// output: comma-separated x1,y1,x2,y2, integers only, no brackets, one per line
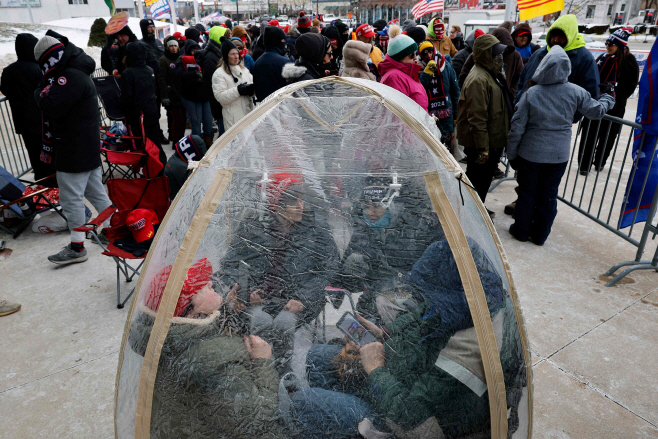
427,17,457,58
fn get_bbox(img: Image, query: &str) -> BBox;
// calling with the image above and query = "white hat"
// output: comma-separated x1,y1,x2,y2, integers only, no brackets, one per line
34,35,61,62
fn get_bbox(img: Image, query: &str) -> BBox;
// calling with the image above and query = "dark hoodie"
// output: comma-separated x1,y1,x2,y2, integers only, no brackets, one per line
34,35,101,173
0,34,41,135
452,29,477,78
321,25,343,76
175,40,207,102
252,27,291,102
120,42,157,120
511,22,539,63
164,134,207,198
282,33,329,84
158,36,183,106
140,18,165,59
101,25,159,75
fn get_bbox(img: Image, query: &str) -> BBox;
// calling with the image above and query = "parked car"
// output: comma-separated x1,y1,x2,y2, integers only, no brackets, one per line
322,14,338,24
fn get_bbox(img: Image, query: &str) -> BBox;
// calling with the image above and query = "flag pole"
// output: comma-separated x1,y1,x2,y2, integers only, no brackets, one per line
168,0,177,31
504,0,515,22
137,0,145,19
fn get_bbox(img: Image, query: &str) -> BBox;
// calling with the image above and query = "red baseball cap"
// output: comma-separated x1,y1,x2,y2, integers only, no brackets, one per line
126,208,159,243
268,19,280,27
356,24,376,38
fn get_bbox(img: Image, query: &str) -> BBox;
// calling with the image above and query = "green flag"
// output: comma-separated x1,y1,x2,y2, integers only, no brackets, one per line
105,0,115,14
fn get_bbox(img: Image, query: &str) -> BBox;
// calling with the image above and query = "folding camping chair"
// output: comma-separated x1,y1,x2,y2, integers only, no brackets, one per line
74,177,170,308
0,167,65,239
93,75,146,182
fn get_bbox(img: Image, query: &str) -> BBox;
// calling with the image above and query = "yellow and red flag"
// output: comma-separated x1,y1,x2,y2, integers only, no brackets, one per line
517,0,564,21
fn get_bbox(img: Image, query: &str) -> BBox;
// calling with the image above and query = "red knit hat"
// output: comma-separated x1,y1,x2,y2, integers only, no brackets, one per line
474,29,485,39
268,19,280,28
259,173,304,210
144,258,213,316
298,11,311,29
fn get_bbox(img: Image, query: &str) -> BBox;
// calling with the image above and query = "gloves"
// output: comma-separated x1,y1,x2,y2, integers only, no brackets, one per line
424,60,437,75
599,82,615,98
475,150,489,165
237,83,255,96
162,98,171,107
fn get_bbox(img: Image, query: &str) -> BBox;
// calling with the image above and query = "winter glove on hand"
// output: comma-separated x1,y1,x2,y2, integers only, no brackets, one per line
237,83,255,96
599,82,615,98
440,132,452,147
424,60,437,75
161,98,171,107
475,150,489,165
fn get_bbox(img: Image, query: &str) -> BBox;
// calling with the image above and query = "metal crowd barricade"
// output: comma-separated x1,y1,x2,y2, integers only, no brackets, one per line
0,97,32,178
558,114,658,286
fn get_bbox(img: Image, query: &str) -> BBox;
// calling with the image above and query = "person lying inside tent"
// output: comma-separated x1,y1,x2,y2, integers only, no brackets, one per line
290,239,510,439
211,172,340,374
128,258,285,439
336,174,445,323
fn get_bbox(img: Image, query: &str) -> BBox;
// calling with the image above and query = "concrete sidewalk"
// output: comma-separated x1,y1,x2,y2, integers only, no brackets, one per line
1,118,657,438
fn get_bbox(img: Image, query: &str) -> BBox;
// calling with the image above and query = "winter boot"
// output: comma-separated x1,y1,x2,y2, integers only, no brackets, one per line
203,134,214,149
504,186,519,216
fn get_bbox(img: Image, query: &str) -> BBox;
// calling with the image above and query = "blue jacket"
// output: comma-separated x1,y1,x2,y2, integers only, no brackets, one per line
419,55,460,134
252,46,291,102
507,46,615,164
244,54,255,72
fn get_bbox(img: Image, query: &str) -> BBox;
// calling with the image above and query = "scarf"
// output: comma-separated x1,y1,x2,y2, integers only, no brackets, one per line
598,54,618,85
38,43,66,166
426,54,450,119
363,210,391,229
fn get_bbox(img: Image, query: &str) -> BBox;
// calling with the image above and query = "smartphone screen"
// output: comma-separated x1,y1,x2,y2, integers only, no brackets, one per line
336,312,378,347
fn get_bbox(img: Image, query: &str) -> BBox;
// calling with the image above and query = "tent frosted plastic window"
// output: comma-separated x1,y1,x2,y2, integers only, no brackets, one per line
115,77,532,439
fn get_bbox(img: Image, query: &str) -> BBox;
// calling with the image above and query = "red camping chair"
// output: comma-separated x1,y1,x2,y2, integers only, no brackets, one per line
74,177,171,308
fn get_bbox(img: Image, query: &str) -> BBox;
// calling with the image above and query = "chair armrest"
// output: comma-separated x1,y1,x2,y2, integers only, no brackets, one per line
72,205,116,232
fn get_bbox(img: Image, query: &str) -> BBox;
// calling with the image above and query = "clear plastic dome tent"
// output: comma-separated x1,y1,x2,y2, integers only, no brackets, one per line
115,77,532,439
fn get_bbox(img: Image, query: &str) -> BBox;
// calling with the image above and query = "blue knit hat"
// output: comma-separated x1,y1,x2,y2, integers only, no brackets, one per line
607,28,631,50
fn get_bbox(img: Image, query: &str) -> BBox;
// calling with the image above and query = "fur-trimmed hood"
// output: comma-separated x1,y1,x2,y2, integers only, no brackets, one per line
282,62,309,80
341,40,376,81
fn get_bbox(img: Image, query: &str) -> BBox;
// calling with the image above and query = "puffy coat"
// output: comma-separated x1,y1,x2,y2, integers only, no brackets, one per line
362,239,511,438
340,40,376,80
35,39,101,173
129,306,285,439
379,54,428,112
0,33,41,135
456,35,510,153
253,46,291,101
211,212,340,322
120,42,158,121
157,38,184,107
507,46,615,164
515,14,600,111
211,63,254,129
282,60,324,84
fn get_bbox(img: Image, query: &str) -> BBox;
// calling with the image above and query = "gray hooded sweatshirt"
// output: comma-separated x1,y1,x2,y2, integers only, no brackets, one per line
507,45,615,163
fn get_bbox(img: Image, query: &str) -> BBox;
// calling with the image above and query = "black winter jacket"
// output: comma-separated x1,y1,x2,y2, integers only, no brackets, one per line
140,19,165,60
252,47,291,102
101,28,159,76
175,41,207,103
596,50,640,112
197,39,223,119
451,46,470,79
0,33,41,135
158,49,184,107
35,41,101,173
120,43,158,121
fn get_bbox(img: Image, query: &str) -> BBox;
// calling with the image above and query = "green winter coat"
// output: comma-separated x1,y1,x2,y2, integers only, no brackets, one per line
129,306,285,439
456,34,509,153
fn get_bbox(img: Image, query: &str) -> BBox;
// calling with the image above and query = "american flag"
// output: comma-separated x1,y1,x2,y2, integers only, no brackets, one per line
411,0,444,19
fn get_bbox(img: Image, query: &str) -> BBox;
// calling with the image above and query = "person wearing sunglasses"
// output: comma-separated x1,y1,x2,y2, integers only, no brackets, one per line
578,28,639,175
282,33,333,83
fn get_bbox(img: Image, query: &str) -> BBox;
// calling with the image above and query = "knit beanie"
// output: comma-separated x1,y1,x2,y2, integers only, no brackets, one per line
406,26,426,44
607,28,631,50
387,25,418,62
263,26,286,47
220,36,238,62
185,27,201,42
298,11,311,29
428,18,445,39
34,35,61,64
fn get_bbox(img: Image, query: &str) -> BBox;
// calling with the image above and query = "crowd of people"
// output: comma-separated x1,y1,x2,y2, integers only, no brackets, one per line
0,13,640,321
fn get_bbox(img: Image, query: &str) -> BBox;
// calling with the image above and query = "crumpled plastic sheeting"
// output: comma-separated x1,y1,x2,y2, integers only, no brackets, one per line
115,80,530,439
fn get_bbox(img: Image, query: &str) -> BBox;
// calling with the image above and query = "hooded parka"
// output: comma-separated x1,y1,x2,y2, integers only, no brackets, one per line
35,38,101,173
120,42,158,121
515,14,600,110
282,33,329,84
139,18,165,60
456,34,509,154
507,46,615,164
340,40,376,80
511,22,540,63
252,27,292,101
158,36,184,107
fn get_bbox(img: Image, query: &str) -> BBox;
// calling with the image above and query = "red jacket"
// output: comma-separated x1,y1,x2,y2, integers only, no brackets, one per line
378,55,428,112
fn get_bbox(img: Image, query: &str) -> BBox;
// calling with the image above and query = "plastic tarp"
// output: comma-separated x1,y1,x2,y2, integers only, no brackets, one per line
115,77,532,439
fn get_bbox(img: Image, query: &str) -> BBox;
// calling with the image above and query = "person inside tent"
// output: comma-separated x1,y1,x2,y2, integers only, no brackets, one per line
129,258,285,439
291,239,508,439
337,175,445,323
211,173,340,374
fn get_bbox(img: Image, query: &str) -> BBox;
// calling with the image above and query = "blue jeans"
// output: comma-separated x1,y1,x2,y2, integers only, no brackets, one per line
291,344,373,438
181,98,213,136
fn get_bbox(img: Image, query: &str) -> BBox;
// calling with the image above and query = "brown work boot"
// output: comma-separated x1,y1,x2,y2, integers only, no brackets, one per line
0,299,21,317
505,186,519,216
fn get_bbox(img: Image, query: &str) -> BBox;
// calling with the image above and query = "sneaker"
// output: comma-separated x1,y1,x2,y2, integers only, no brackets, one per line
48,245,88,265
0,299,21,317
90,229,110,246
